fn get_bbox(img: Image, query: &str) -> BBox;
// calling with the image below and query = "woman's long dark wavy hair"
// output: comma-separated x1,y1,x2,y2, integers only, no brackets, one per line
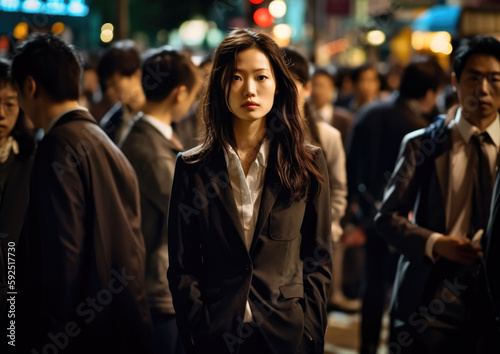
0,59,35,159
194,28,324,202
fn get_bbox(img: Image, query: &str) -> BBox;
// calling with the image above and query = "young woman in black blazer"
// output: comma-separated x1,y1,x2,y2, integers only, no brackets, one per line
167,29,332,354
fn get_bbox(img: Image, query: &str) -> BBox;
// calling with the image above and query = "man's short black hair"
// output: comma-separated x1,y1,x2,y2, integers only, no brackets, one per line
97,40,141,93
453,35,500,81
399,56,446,99
283,47,310,85
350,63,378,84
0,58,14,88
141,47,197,102
311,68,335,87
11,33,82,102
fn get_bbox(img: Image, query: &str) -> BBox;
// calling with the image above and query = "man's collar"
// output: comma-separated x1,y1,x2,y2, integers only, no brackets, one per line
455,106,500,147
45,106,89,133
140,112,173,141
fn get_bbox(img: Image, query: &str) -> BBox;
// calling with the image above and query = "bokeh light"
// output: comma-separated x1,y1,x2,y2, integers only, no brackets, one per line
51,22,65,35
13,22,29,40
101,23,114,32
269,0,287,19
254,8,274,27
100,29,113,43
273,24,292,39
179,19,209,46
366,30,386,46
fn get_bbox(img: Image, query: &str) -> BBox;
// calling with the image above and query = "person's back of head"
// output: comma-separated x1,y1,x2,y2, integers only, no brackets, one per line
11,33,82,102
97,40,142,94
283,47,310,85
141,47,198,102
282,47,322,148
452,35,500,81
399,56,447,100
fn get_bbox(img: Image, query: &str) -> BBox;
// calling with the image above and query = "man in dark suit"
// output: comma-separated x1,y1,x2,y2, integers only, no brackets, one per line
479,156,500,352
345,56,446,354
12,33,153,353
374,35,500,353
97,40,145,143
121,48,201,354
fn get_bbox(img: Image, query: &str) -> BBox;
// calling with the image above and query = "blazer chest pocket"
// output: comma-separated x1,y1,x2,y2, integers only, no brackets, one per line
269,201,305,241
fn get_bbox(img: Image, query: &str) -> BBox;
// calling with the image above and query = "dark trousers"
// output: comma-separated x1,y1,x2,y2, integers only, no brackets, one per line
237,326,273,354
151,311,184,354
388,322,476,354
360,228,399,354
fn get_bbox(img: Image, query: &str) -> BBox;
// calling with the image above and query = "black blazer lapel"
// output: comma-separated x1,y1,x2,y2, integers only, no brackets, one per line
0,156,32,245
250,145,281,254
207,151,247,248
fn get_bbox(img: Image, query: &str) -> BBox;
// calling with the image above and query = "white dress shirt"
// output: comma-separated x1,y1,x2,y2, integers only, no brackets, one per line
224,138,269,322
318,104,334,126
141,113,174,141
426,108,500,260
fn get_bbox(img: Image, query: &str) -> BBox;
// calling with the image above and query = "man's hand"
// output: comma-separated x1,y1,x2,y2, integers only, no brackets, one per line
433,236,482,265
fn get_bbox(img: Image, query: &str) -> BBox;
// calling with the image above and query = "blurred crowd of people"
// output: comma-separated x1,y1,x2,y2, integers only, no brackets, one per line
0,28,499,354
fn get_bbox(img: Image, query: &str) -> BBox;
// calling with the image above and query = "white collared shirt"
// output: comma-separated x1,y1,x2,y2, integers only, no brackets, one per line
426,108,500,260
318,104,334,125
224,138,269,322
141,113,174,141
45,106,89,133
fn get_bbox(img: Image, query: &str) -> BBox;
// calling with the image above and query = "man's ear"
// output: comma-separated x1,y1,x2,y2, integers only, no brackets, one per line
23,75,37,98
303,81,312,100
175,85,188,103
451,72,457,92
133,68,142,80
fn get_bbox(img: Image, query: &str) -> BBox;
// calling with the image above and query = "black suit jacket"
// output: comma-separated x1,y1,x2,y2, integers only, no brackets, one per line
121,117,181,314
486,167,500,303
0,149,33,354
484,163,500,327
17,109,153,353
346,93,432,227
374,107,458,322
167,144,332,354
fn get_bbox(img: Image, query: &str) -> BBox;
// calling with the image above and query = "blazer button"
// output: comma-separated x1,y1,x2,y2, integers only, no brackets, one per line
245,264,252,272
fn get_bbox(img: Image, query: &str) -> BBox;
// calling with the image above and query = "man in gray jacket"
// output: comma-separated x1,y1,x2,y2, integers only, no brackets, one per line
121,47,200,354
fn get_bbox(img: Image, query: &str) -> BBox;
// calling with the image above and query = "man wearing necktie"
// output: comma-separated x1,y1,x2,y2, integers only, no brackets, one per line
374,35,500,353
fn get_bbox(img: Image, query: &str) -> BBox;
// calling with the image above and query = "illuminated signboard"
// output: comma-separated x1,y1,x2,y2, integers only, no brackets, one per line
0,0,89,17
